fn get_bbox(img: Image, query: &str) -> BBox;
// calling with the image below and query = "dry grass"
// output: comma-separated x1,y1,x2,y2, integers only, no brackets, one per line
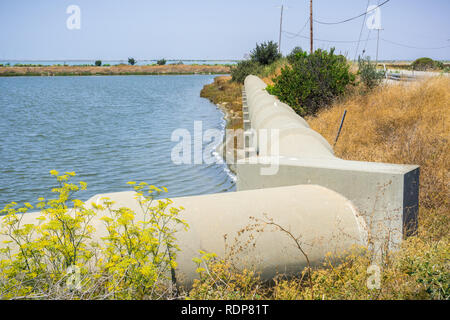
306,77,450,240
191,75,449,300
0,64,231,76
200,75,243,130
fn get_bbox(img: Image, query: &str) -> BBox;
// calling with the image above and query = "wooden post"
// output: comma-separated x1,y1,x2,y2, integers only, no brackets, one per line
310,0,313,53
278,5,284,54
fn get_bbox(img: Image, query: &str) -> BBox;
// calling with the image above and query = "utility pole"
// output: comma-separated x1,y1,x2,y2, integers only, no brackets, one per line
375,28,383,66
310,0,313,53
278,5,284,54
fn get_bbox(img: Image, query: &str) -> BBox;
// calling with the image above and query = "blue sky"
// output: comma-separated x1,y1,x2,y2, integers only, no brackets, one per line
0,0,449,61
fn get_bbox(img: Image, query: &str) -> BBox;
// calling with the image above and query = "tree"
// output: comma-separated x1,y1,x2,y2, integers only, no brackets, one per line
358,56,385,91
250,41,281,66
95,60,102,67
231,60,263,83
128,57,137,65
287,47,304,65
157,59,167,66
267,48,355,116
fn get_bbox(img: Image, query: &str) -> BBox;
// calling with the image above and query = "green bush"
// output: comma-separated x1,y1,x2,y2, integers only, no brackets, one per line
128,57,136,66
267,48,355,116
287,47,304,65
358,56,385,91
95,60,102,67
230,60,263,84
411,57,442,71
250,41,282,66
157,59,167,66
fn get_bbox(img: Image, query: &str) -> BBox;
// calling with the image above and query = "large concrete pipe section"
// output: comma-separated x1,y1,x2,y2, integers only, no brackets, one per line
0,185,367,286
87,184,366,285
244,75,334,159
239,75,420,254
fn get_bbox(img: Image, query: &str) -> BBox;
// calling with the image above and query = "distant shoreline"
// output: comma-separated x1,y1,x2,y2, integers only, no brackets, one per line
0,64,231,77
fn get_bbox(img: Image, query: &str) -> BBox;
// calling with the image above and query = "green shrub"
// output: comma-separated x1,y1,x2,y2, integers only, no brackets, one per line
358,56,385,91
157,59,167,66
95,60,102,67
128,57,136,65
267,48,355,116
287,46,304,65
411,57,442,71
0,171,188,299
250,41,282,66
230,60,263,84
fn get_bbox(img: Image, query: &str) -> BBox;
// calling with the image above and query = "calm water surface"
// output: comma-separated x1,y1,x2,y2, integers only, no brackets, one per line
0,75,235,208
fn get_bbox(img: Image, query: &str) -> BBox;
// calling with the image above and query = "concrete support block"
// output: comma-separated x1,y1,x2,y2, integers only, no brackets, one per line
237,157,419,254
241,75,420,254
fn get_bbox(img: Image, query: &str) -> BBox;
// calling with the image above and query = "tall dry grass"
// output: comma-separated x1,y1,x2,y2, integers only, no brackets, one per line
307,77,450,240
190,77,449,300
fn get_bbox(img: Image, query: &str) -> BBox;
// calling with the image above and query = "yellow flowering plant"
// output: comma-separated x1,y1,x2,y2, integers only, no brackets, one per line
0,171,188,299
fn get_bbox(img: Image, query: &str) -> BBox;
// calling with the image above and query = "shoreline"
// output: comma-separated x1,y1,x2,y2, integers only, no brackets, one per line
200,76,245,174
0,64,231,77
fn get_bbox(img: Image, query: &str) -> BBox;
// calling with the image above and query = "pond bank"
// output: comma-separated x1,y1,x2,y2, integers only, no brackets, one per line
0,64,231,77
200,76,245,174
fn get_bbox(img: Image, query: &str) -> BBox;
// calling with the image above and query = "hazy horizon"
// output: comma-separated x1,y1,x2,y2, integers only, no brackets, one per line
1,0,449,61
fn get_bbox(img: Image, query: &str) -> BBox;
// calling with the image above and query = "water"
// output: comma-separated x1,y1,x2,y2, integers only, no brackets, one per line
0,75,235,208
0,60,238,66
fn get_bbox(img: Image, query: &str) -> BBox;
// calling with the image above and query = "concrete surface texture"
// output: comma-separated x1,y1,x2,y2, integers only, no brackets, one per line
0,184,367,286
239,75,420,255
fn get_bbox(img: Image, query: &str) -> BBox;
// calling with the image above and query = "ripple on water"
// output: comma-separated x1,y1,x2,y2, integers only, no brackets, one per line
0,75,235,207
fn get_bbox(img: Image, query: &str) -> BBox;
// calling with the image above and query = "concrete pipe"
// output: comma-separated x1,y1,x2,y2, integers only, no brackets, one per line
256,113,310,131
0,185,367,286
262,127,335,158
247,89,268,110
244,75,267,91
248,97,297,121
84,184,367,285
251,103,309,130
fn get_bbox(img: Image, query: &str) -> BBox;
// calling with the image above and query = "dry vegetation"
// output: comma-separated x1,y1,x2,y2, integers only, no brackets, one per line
307,77,449,241
200,75,243,130
193,75,449,300
0,64,231,76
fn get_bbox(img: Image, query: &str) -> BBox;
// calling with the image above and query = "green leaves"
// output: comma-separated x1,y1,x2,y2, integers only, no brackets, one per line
250,41,281,66
358,56,385,91
269,48,355,116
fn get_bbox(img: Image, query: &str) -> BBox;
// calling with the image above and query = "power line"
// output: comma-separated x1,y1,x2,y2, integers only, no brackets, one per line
285,18,310,39
381,38,450,50
282,30,377,43
313,0,390,25
354,0,371,61
283,30,450,50
362,29,372,56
